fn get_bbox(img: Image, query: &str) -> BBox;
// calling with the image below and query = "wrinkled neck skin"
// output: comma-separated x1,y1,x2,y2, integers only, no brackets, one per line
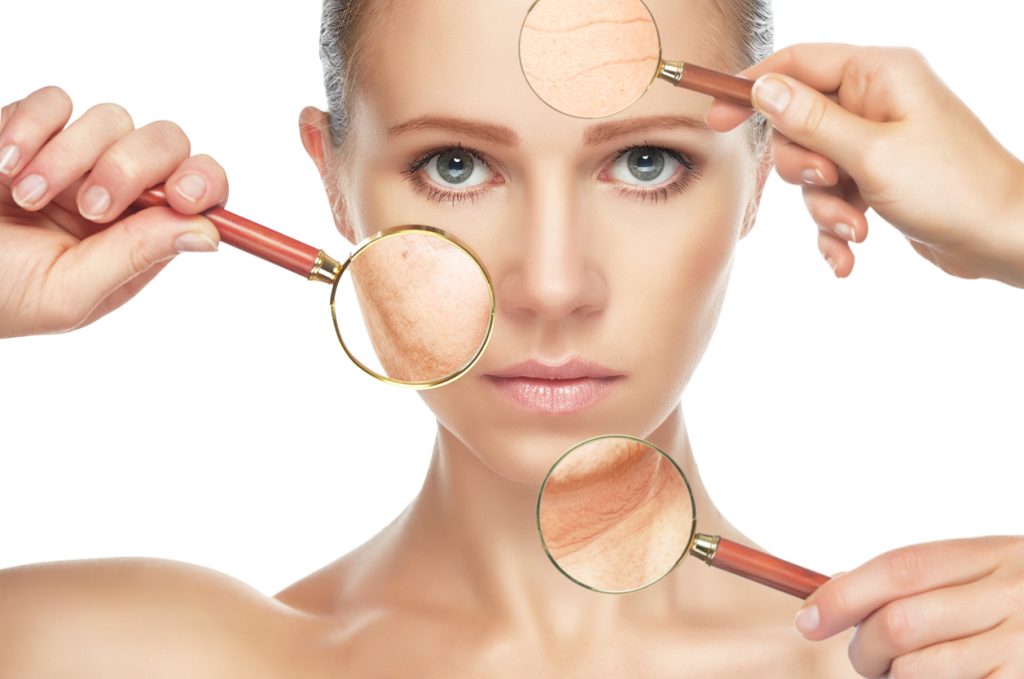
389,404,744,639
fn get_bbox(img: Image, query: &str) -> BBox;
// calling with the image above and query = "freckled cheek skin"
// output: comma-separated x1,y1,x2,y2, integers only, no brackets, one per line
348,235,492,383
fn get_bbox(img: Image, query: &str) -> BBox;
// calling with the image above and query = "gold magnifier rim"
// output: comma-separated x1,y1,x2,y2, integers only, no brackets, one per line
536,434,698,594
517,0,664,120
328,224,497,390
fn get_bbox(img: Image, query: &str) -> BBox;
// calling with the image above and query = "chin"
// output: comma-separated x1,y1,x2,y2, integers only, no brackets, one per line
422,373,686,488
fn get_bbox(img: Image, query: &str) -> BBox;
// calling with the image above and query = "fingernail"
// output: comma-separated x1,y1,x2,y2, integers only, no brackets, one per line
801,168,828,186
12,174,47,207
834,223,855,242
752,76,792,116
80,185,111,219
794,604,820,636
0,145,20,175
174,174,207,203
174,233,218,253
825,255,837,273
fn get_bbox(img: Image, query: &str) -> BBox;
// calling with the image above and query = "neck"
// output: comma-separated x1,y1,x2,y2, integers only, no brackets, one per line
385,405,743,639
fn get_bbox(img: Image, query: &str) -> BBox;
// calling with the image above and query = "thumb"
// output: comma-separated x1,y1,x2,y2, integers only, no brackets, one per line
59,206,219,311
750,73,878,174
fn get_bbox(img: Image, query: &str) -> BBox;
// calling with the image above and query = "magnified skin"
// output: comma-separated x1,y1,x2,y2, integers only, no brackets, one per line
520,0,661,118
348,233,491,384
539,438,694,592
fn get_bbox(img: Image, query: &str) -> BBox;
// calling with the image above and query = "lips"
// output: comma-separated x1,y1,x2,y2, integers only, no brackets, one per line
484,358,624,414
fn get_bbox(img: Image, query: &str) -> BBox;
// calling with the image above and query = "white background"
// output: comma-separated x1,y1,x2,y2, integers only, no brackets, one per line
1,1,1022,594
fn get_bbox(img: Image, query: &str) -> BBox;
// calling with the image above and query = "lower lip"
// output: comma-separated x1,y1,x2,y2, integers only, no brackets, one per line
484,376,623,414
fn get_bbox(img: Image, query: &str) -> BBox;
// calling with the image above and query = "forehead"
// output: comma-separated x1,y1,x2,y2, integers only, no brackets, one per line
353,0,739,141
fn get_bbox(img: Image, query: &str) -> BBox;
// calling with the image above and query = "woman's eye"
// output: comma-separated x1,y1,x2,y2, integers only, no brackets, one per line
608,147,683,186
424,148,492,188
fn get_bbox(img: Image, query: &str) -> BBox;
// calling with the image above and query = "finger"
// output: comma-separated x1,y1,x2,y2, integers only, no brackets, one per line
46,206,219,326
162,153,230,214
848,581,1007,679
9,102,134,211
803,186,868,244
736,43,868,92
749,73,880,176
774,133,840,187
795,538,1011,641
0,100,22,136
73,120,190,222
883,623,1008,679
0,86,74,177
706,98,756,132
817,230,852,278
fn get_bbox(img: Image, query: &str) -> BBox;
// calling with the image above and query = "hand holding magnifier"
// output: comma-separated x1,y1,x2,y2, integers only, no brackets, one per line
133,187,495,389
537,435,828,597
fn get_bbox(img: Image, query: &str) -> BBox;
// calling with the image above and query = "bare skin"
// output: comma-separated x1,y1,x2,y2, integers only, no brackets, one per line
3,0,1024,677
0,425,858,679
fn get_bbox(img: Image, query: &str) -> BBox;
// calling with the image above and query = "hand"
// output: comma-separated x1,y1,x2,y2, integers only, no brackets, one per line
0,86,229,339
796,536,1024,678
707,44,1024,287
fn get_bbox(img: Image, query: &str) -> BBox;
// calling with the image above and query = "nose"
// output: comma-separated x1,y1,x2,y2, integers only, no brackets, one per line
497,170,608,323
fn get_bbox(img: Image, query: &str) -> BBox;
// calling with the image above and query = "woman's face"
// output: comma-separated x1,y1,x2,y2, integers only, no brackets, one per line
325,0,765,485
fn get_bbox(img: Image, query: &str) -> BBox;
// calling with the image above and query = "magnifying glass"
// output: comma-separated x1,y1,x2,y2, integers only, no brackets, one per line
133,186,495,389
537,435,828,597
519,0,754,118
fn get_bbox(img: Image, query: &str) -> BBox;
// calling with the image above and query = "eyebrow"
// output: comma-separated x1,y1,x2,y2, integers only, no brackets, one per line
386,114,711,148
582,115,712,146
387,116,520,147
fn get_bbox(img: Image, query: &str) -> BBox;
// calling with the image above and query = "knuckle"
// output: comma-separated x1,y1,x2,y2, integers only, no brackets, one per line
897,46,929,69
796,92,830,138
89,102,135,136
147,120,190,154
35,85,73,114
1007,569,1024,612
99,144,144,186
888,653,921,679
878,602,914,650
884,547,924,588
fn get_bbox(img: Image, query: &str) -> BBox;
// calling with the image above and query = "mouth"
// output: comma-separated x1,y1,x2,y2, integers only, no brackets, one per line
483,358,625,415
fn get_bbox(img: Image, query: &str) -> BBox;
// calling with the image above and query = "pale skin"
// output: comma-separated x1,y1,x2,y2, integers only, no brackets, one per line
0,2,1022,678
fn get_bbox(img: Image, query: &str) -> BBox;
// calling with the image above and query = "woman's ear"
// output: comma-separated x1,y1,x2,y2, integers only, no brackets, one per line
298,106,356,244
740,145,775,240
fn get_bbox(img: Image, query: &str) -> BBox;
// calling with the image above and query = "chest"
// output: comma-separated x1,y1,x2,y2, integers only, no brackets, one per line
301,619,854,679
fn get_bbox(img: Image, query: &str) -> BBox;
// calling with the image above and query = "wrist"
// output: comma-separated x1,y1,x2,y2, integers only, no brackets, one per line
983,156,1024,288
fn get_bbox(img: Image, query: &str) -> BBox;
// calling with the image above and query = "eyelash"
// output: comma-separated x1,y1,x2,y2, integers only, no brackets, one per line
401,141,699,206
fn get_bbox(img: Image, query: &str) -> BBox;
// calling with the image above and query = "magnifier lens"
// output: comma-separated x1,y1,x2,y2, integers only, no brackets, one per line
519,0,661,118
537,436,695,593
331,228,493,388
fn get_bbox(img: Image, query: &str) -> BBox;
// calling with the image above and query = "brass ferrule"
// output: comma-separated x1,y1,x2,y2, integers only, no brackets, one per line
657,60,685,85
690,533,720,566
309,250,343,285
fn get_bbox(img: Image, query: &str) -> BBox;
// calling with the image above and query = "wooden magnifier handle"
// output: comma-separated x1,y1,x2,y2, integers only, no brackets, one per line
132,185,341,284
658,61,754,108
690,534,829,599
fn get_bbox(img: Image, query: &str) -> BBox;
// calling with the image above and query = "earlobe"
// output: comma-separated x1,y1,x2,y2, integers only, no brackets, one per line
740,146,775,240
298,106,356,244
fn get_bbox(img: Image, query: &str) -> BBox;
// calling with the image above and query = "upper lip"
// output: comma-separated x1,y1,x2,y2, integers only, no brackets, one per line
485,358,622,380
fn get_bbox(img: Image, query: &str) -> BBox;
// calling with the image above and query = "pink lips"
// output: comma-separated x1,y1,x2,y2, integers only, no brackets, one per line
484,358,623,414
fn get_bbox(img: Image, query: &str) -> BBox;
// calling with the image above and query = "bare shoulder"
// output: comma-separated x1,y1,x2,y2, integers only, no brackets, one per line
0,557,328,679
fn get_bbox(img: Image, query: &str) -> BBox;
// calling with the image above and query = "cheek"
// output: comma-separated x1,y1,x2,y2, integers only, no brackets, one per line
603,180,743,387
348,232,493,384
